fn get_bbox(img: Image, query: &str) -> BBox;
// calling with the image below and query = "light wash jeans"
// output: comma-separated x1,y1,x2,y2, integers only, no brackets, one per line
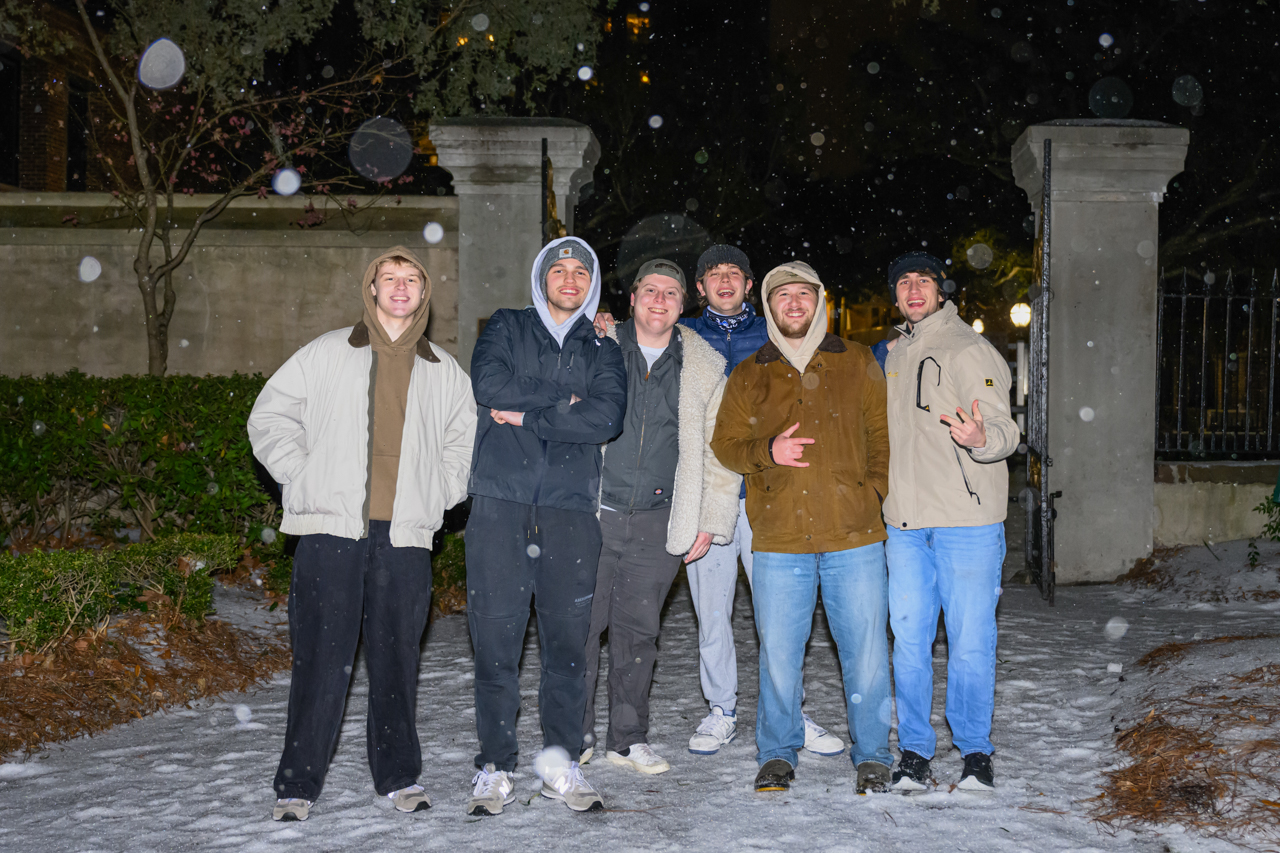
753,544,892,769
886,523,1005,759
685,499,754,713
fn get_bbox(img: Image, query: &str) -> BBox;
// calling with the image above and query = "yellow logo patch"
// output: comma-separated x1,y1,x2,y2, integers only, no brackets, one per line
985,378,994,387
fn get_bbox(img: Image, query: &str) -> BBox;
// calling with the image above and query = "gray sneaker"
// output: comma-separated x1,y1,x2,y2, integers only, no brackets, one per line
467,764,516,816
540,761,604,812
387,784,431,812
856,761,892,794
272,798,311,821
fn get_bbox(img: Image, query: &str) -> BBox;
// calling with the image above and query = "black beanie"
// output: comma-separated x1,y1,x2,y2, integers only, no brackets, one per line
696,244,754,282
888,252,947,292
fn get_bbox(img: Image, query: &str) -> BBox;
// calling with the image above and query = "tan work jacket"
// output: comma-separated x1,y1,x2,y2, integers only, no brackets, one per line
882,301,1018,530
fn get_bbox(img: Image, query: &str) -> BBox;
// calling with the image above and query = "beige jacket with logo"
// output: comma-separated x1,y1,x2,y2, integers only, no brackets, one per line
883,301,1018,530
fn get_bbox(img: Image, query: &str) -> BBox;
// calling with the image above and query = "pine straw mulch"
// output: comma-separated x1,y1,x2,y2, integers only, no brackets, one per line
1092,633,1280,848
0,606,290,761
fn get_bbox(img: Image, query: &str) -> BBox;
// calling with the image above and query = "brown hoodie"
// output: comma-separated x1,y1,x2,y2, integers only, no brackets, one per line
349,246,435,522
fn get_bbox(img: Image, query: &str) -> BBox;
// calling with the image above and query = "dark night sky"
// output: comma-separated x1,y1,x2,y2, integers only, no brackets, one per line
550,0,1278,321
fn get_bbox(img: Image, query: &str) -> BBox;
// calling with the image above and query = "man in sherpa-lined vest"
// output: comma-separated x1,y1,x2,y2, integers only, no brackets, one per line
248,246,477,822
580,258,742,777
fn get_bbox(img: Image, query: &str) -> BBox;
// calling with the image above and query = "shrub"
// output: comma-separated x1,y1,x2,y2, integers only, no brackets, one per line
1257,495,1280,544
0,371,276,548
0,533,239,651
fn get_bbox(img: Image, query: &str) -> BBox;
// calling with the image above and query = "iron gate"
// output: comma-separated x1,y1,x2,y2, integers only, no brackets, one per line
1024,138,1056,604
1155,268,1280,460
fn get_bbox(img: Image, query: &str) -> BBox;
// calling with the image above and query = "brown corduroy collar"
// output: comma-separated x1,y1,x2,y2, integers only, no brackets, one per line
347,320,440,362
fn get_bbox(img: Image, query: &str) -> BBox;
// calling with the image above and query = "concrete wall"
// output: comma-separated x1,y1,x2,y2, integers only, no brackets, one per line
1012,121,1190,583
1154,462,1279,545
432,118,599,370
0,193,458,377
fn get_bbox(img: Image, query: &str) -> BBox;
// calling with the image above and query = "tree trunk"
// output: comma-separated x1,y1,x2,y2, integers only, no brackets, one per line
138,271,169,376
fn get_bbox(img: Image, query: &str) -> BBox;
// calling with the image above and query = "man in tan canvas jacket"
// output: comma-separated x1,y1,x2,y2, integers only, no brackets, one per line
880,251,1018,795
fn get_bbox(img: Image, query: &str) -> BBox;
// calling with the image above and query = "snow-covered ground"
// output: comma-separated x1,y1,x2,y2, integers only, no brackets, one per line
1,539,1277,853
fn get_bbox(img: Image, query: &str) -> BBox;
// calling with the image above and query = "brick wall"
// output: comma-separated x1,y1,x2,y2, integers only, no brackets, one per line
18,57,69,192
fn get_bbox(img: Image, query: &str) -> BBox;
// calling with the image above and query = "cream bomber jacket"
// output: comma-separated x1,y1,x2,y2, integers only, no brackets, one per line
247,328,477,549
882,301,1019,530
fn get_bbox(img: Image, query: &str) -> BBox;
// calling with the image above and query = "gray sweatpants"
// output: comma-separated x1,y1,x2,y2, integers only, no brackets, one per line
582,505,682,753
685,499,754,713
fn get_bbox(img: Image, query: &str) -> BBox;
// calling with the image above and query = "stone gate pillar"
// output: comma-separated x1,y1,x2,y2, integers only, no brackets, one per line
431,118,600,370
1012,120,1189,583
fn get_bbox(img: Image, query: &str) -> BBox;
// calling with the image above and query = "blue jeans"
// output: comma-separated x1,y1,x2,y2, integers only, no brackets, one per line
886,524,1005,759
753,545,892,769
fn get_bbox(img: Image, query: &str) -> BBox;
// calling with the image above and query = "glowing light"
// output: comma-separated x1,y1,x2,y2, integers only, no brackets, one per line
1010,302,1031,327
972,319,985,334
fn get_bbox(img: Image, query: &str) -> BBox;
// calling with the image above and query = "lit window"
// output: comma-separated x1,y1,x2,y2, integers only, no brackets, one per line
626,14,650,39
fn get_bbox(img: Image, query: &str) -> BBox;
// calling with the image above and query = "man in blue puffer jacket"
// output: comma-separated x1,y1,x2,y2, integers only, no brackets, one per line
680,246,845,759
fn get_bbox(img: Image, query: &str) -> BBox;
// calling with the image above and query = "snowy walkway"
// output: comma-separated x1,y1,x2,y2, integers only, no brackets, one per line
2,541,1277,853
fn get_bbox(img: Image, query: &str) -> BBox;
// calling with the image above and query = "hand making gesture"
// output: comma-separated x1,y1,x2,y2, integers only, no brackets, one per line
771,422,815,468
940,400,987,449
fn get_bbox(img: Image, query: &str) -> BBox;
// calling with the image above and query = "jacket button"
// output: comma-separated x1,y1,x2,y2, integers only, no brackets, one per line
902,522,908,528
797,399,803,405
805,534,811,540
858,482,863,487
802,489,808,494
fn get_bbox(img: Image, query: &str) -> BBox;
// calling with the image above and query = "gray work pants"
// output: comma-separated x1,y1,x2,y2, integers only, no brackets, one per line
582,505,682,753
685,499,754,713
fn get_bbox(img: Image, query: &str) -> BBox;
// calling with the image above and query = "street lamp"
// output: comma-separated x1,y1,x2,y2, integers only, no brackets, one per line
972,318,985,334
1010,302,1032,327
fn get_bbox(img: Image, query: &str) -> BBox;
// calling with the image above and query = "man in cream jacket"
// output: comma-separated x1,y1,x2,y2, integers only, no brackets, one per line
881,252,1018,794
248,246,477,822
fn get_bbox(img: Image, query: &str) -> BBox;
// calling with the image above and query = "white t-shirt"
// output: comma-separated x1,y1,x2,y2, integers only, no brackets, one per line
638,343,666,371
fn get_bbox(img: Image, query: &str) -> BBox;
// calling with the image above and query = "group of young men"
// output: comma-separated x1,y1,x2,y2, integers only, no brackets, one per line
247,236,1017,821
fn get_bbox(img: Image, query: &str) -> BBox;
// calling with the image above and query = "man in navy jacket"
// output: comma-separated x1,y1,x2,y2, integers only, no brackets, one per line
465,237,626,816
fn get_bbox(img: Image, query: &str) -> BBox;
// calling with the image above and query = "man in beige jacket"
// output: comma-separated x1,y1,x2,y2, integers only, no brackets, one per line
249,247,477,821
880,252,1018,794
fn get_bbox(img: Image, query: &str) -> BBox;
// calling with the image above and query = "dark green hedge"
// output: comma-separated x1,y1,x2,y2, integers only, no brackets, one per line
0,371,278,546
0,534,240,651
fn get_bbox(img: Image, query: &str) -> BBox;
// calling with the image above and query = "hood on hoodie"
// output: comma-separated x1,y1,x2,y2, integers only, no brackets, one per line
530,236,603,346
760,261,829,374
349,245,436,358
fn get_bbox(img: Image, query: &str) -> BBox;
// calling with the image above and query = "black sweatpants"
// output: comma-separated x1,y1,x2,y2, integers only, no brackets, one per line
273,520,432,801
582,506,682,753
465,495,602,772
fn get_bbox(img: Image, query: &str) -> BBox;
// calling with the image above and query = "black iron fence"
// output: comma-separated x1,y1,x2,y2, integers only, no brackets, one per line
1155,269,1280,460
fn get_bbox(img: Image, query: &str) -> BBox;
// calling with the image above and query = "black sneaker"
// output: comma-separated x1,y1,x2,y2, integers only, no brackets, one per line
890,750,930,793
754,759,795,792
957,752,994,792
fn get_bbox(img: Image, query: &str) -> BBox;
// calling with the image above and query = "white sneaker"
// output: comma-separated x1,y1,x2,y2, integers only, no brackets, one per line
540,761,605,811
387,784,430,812
689,706,738,755
605,743,670,774
467,764,516,816
802,713,845,756
272,798,311,821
